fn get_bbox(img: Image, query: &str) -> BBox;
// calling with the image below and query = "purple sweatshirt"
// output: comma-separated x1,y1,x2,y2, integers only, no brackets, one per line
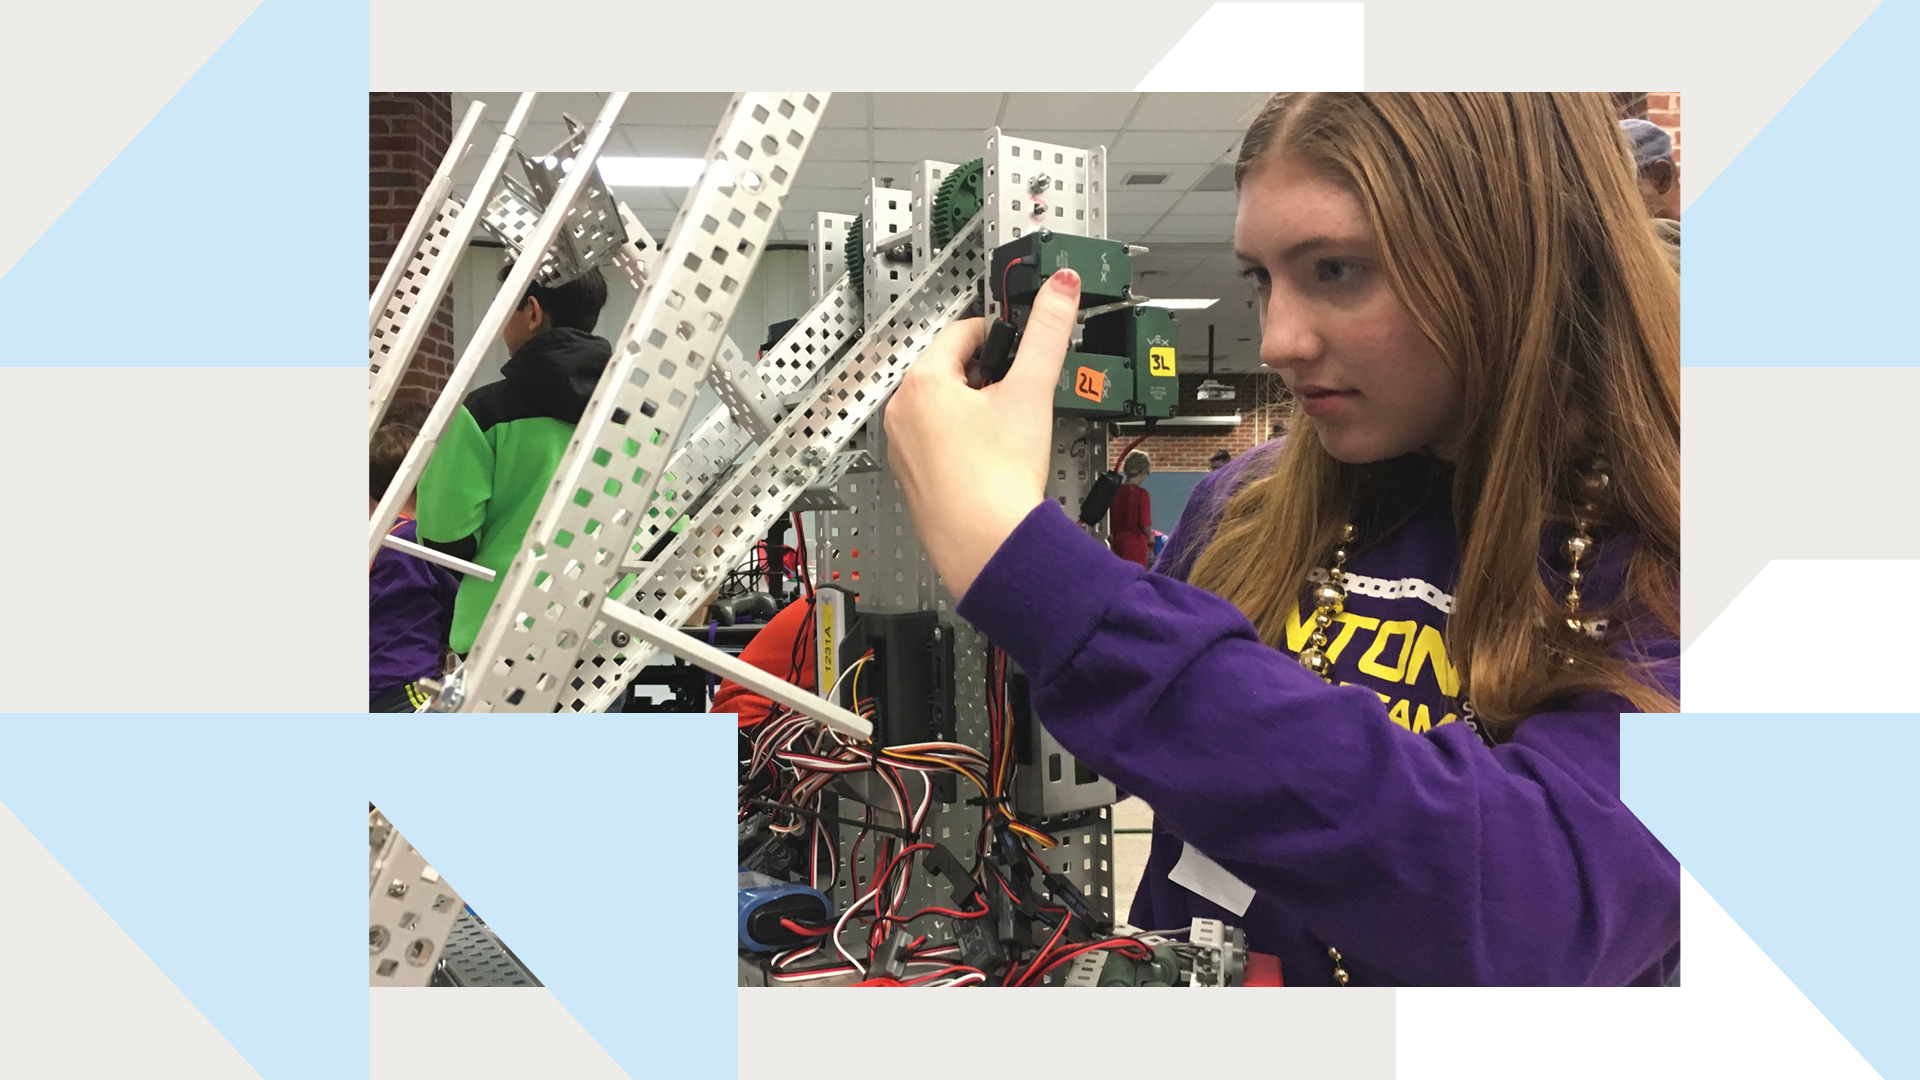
370,518,458,698
956,444,1679,986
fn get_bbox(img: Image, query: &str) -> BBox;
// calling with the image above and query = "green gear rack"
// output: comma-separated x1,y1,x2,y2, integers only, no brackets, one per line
845,213,864,294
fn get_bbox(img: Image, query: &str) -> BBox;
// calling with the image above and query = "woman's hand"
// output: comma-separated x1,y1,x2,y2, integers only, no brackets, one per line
884,268,1083,601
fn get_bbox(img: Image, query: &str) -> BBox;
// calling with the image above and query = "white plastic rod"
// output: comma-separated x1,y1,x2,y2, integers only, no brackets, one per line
378,533,497,582
369,92,625,568
599,599,873,740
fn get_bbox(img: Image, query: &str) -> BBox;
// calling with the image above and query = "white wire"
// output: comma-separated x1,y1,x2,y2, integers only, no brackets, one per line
834,884,880,975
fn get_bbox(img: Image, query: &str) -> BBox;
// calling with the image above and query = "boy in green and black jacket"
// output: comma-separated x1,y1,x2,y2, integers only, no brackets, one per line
417,264,612,654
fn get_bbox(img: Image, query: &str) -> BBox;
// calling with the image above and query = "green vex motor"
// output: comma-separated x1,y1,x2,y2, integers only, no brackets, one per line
1083,305,1179,419
991,230,1132,307
1054,351,1135,417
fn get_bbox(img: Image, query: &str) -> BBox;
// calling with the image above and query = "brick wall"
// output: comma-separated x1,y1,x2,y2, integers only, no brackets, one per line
370,92,458,406
1107,371,1294,472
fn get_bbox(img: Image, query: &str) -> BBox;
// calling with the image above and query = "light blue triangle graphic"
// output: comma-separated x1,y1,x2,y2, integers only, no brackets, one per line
1684,0,1914,367
0,0,364,367
0,717,364,1079
0,714,733,1078
1623,713,1916,1080
369,715,734,1079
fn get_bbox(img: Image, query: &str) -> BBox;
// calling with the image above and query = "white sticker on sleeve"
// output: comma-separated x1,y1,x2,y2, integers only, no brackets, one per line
1167,841,1256,917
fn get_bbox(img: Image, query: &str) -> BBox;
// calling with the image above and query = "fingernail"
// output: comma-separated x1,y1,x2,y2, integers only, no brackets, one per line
1051,268,1080,291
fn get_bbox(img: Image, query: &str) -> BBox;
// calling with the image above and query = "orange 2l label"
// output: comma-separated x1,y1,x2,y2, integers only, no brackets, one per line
1075,367,1106,402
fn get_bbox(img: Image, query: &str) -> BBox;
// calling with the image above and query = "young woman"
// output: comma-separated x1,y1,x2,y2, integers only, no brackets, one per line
883,93,1680,986
1107,449,1154,569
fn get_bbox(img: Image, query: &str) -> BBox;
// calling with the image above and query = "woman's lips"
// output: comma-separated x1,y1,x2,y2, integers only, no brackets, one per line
1297,387,1359,417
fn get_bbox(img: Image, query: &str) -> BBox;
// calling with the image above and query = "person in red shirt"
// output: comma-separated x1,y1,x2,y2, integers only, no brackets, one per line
710,596,817,726
1108,450,1153,569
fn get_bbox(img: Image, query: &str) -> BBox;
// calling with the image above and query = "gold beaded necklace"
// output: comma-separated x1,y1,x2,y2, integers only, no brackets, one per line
1295,460,1614,985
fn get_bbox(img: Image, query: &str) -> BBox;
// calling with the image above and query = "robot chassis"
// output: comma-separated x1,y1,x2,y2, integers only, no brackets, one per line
368,93,1194,982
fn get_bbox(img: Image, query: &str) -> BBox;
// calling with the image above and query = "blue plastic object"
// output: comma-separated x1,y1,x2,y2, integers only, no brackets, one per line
738,869,831,953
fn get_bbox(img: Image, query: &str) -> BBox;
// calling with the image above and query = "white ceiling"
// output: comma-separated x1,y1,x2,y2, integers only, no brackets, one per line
447,92,1270,371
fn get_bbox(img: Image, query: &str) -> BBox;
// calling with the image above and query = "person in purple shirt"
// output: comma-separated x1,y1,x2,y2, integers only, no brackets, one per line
371,421,457,712
883,93,1680,986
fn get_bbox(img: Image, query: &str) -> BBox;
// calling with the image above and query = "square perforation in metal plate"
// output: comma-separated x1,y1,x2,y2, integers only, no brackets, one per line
862,183,914,318
616,272,859,574
370,196,464,378
369,818,465,987
983,129,1107,321
516,125,633,286
910,159,957,274
810,212,852,303
562,220,983,713
480,173,546,256
459,93,830,713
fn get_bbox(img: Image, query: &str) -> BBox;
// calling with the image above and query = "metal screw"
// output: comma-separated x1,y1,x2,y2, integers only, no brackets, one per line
611,630,631,648
387,879,408,899
801,447,828,468
691,565,709,582
427,672,462,713
1028,173,1051,195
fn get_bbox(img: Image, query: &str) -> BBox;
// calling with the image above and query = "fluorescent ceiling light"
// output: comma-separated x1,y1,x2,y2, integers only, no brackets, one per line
1141,298,1218,310
596,156,705,187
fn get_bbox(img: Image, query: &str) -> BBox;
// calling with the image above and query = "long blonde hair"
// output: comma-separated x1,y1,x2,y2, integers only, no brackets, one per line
1187,93,1680,734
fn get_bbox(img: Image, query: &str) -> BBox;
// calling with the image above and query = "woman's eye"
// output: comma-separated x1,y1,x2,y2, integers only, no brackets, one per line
1316,258,1363,284
1238,266,1271,288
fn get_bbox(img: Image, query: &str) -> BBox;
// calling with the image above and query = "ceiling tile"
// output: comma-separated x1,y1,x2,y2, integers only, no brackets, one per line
608,186,680,212
787,160,882,190
1148,216,1239,243
1001,93,1137,130
1106,215,1162,241
1111,130,1242,165
779,189,863,215
1109,188,1183,215
1102,162,1211,190
872,93,1002,128
618,125,717,157
872,129,992,164
611,93,734,127
801,128,869,162
819,94,870,128
1132,246,1213,275
1128,93,1269,132
999,129,1118,152
1175,190,1240,216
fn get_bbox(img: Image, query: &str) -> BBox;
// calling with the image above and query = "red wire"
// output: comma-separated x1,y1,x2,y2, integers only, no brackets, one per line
780,918,831,937
1011,913,1073,987
1022,938,1155,987
789,512,814,598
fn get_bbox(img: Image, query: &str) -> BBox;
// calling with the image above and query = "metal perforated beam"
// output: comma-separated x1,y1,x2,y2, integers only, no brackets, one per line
369,99,484,337
620,272,861,572
369,93,625,568
562,217,985,713
369,96,535,432
456,93,832,713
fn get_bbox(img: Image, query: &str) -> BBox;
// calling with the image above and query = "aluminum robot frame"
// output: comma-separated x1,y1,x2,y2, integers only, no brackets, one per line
367,93,1127,967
